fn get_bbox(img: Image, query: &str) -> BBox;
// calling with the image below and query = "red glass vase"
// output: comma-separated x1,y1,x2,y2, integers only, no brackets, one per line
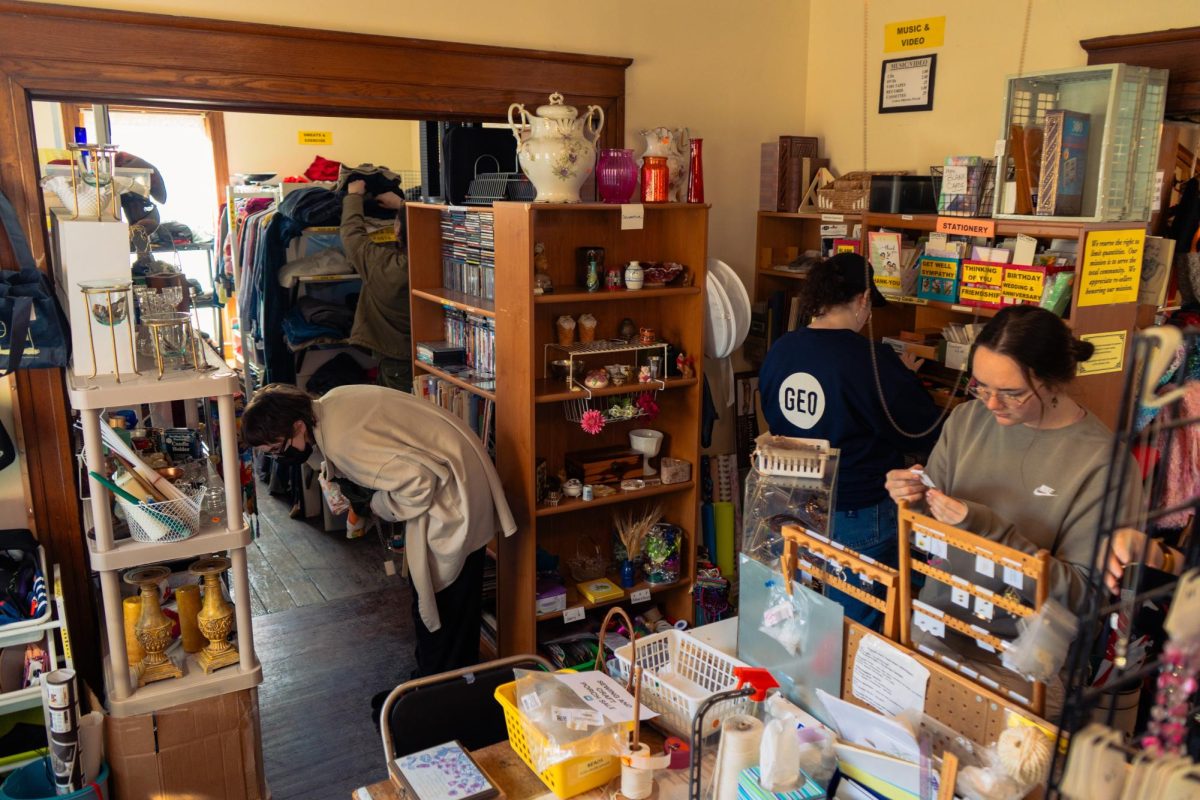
596,148,638,204
641,156,669,203
687,139,704,203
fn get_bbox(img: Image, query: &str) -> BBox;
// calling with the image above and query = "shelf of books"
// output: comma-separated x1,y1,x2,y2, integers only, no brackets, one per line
749,209,1145,425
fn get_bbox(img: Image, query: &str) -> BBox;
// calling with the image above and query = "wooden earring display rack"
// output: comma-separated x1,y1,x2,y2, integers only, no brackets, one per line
897,505,1051,716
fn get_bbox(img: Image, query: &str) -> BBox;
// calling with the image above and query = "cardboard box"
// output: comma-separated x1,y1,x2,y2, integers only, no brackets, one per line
1038,110,1090,216
105,688,266,800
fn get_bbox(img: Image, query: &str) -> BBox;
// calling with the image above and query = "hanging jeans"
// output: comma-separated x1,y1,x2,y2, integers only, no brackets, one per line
825,497,898,631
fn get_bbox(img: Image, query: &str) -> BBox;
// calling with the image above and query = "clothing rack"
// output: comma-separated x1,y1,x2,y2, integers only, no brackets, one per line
1046,326,1200,796
224,184,282,291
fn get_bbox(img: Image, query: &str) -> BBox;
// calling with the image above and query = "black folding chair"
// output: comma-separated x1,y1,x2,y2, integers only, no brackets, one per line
379,654,554,765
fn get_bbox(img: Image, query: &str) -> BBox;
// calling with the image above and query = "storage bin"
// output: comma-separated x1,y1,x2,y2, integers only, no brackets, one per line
609,630,751,737
0,758,108,799
993,64,1167,222
493,680,625,799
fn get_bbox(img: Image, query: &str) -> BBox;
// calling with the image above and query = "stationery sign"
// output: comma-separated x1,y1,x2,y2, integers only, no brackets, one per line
879,55,937,114
884,16,946,52
1078,229,1145,306
298,130,333,145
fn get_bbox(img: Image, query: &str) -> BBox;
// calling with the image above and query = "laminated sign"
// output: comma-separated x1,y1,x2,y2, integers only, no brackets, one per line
1079,230,1144,307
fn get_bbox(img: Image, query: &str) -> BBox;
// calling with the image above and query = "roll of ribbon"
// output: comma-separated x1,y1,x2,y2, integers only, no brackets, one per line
176,584,204,653
673,619,689,630
664,736,690,770
122,596,144,666
713,715,763,800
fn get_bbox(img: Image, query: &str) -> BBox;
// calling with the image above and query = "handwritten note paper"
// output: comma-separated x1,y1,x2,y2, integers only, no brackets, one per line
620,204,645,230
851,634,930,716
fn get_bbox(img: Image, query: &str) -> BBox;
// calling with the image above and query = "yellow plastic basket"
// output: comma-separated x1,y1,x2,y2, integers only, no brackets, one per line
494,679,627,799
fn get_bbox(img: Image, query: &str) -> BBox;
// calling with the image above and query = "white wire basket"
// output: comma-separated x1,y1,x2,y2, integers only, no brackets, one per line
609,629,750,737
118,487,205,543
752,433,831,479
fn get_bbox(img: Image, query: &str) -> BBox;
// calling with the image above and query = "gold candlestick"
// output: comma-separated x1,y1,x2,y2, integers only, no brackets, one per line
189,556,239,673
122,565,183,686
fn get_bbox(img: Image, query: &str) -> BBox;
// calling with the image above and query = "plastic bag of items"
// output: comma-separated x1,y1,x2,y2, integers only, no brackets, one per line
1000,598,1077,682
512,669,637,773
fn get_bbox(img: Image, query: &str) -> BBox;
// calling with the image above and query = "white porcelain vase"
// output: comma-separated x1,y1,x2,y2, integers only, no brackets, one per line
640,127,689,202
508,92,605,203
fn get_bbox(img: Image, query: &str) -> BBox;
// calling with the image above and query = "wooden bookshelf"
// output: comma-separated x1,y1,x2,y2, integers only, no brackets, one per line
493,202,707,655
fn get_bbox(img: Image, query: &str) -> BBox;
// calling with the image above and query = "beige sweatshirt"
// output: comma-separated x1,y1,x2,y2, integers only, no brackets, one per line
921,400,1140,640
311,385,516,632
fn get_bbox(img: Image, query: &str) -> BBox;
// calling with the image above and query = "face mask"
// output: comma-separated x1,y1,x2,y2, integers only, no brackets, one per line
273,440,313,466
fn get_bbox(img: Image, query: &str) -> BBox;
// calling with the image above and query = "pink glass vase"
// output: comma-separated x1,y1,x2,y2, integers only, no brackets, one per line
596,148,638,204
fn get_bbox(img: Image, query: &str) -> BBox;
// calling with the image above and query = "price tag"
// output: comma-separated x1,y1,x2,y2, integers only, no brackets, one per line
821,213,845,222
951,587,970,608
620,204,645,230
974,597,995,621
929,538,948,559
975,555,996,578
563,606,585,623
977,639,996,653
901,214,914,221
994,138,1008,158
1003,567,1024,590
630,588,651,604
1152,171,1164,212
520,691,542,712
914,533,931,552
913,611,946,638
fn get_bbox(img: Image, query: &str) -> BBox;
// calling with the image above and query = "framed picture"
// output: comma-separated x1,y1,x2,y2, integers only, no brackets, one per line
879,54,937,114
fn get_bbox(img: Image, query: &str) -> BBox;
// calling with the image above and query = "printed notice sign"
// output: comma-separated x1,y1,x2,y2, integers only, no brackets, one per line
1076,331,1127,376
884,16,946,52
879,55,936,114
298,130,333,145
1079,229,1145,307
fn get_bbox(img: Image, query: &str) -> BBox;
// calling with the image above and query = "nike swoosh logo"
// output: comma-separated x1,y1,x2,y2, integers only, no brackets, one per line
1033,485,1057,497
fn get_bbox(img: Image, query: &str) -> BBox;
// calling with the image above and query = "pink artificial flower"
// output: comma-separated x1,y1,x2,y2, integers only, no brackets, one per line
636,392,659,421
581,409,606,435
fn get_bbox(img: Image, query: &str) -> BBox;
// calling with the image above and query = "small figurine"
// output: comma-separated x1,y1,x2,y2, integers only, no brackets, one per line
618,318,638,342
676,352,695,379
534,242,550,273
638,366,653,383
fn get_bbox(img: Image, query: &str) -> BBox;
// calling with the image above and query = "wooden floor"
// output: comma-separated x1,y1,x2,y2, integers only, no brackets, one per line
250,491,416,800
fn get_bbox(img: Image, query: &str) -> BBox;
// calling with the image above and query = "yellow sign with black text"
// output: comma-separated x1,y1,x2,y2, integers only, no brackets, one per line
884,16,945,53
1079,229,1144,307
1076,330,1127,376
298,130,333,145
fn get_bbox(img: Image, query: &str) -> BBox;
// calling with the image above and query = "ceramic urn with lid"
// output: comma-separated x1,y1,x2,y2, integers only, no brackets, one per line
508,92,605,203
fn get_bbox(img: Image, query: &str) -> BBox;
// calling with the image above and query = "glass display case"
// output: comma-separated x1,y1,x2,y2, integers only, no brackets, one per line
993,64,1167,222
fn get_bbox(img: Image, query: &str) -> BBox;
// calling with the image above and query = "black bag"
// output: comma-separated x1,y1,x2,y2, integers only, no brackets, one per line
0,188,71,375
0,529,41,624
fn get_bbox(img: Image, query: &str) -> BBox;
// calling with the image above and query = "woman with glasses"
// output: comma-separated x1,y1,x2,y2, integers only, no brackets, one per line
759,253,942,629
884,305,1141,711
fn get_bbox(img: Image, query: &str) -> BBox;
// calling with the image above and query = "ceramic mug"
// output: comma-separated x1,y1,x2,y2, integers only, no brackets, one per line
639,327,655,344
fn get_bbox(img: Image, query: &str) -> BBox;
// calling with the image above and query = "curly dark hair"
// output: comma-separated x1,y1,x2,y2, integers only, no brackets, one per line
971,305,1095,390
241,383,316,447
797,256,865,321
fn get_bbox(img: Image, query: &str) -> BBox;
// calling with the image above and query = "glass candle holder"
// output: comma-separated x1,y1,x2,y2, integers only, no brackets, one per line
597,148,638,204
641,156,669,203
78,279,139,382
143,312,201,379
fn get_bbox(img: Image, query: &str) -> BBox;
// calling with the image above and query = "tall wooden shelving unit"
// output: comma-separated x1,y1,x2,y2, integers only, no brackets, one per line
750,209,1142,427
491,202,708,655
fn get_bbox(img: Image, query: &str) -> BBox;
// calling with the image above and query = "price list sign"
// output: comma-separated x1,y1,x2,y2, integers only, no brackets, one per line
879,55,937,114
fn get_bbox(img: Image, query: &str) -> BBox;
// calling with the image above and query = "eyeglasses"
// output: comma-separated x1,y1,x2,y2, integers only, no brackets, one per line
260,438,288,456
966,379,1034,408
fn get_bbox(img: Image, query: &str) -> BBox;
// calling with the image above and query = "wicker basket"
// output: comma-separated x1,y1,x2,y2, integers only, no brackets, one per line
816,171,909,212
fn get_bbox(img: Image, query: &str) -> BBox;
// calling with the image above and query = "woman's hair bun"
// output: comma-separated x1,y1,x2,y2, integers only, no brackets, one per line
1069,337,1095,364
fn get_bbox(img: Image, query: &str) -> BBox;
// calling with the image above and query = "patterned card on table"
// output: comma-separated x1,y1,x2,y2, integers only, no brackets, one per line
394,741,498,800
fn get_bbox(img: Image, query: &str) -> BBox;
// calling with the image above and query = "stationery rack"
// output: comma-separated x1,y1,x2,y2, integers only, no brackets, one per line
1046,326,1200,796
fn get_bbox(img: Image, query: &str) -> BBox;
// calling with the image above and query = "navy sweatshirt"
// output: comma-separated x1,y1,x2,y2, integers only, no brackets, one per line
759,327,943,510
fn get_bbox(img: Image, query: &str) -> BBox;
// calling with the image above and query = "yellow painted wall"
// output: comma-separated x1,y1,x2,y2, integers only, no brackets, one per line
41,0,811,282
806,0,1200,173
222,112,421,179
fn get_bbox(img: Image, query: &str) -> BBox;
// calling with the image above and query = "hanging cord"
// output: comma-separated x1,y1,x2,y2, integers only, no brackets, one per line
861,1,1036,439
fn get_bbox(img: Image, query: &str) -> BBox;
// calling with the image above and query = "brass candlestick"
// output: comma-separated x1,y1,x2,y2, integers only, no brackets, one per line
122,565,183,686
189,556,239,673
79,279,140,383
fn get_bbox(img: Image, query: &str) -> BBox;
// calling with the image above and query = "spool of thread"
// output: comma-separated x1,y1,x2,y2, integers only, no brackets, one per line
713,715,763,800
653,620,672,633
122,596,144,666
176,584,204,653
621,744,654,800
714,502,735,578
664,736,690,770
673,619,689,631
